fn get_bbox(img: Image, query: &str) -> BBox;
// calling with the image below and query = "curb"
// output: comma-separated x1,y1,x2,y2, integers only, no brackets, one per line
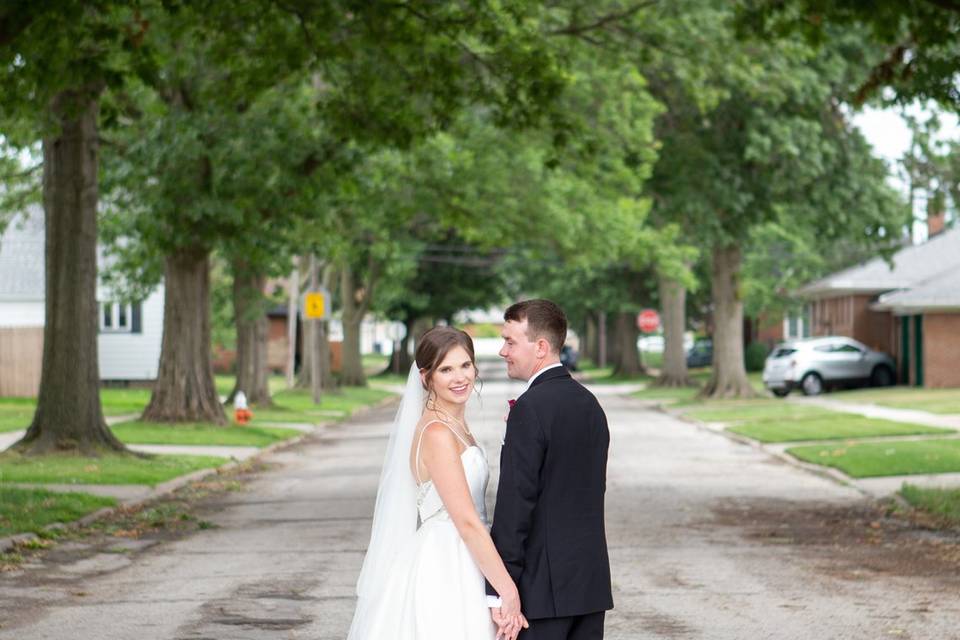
0,393,400,554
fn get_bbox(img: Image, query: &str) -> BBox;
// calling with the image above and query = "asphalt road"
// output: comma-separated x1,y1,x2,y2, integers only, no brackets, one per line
2,360,959,639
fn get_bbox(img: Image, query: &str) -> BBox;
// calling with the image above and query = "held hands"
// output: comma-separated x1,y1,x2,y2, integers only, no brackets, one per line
491,590,529,640
491,608,529,640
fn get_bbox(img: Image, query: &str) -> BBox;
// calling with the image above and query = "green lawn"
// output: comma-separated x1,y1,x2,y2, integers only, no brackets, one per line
787,439,960,478
0,452,228,485
631,370,765,404
830,386,960,415
111,421,302,447
0,388,151,434
0,487,117,537
100,388,152,416
729,416,950,443
1,378,394,436
900,484,960,525
0,403,35,433
369,372,409,386
252,385,393,425
685,401,838,423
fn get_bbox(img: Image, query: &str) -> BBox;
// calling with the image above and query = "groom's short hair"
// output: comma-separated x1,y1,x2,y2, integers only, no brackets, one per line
504,299,567,354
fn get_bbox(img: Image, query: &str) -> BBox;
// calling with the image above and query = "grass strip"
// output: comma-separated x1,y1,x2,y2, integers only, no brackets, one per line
0,487,117,537
787,439,960,478
0,388,148,433
252,386,393,425
110,421,302,447
900,484,960,525
0,452,228,486
685,402,836,423
830,387,960,415
100,388,152,416
0,406,33,433
728,416,950,443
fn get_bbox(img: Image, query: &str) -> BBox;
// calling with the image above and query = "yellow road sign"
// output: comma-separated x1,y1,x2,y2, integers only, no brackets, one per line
304,291,328,319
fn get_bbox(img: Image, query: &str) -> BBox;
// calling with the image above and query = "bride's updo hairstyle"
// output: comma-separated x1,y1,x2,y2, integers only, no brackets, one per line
415,326,478,392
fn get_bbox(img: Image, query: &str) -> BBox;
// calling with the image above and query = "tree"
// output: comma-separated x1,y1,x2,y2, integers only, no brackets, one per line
103,0,569,409
377,237,508,374
739,1,960,110
0,2,158,454
641,4,906,398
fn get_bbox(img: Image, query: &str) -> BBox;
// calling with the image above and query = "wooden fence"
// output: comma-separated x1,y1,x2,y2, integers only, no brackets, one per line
0,327,43,397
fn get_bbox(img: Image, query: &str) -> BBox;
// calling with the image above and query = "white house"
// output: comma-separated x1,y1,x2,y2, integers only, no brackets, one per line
0,205,164,396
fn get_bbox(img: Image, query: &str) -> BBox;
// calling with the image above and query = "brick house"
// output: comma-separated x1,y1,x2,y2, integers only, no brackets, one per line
872,271,960,387
796,223,960,387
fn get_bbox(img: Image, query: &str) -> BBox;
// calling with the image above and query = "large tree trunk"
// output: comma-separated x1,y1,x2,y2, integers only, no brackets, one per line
582,315,597,364
285,257,299,389
701,244,755,398
142,248,227,424
15,89,127,456
654,274,696,388
610,311,644,377
597,311,608,368
340,264,367,386
228,258,272,406
297,256,336,394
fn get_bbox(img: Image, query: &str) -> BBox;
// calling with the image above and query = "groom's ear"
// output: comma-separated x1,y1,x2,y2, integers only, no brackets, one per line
535,336,552,358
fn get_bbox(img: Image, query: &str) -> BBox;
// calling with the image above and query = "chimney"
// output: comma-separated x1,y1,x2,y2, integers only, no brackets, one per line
927,190,947,238
928,210,946,238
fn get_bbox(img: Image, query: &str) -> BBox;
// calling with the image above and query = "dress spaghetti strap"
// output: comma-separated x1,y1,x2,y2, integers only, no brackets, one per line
414,420,471,484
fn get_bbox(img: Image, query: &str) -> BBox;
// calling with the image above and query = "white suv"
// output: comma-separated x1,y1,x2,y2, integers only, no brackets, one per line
762,336,896,397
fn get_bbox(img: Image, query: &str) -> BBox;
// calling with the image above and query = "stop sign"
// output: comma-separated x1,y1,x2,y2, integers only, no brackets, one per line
637,309,660,333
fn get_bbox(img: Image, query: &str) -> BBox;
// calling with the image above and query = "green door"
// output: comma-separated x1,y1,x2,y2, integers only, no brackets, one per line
900,316,910,384
914,315,924,387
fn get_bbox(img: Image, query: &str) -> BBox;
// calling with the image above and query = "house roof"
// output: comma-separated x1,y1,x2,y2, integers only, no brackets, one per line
797,226,960,298
872,269,960,314
0,205,45,301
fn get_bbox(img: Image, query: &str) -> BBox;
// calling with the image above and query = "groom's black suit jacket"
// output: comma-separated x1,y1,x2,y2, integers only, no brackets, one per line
487,366,613,620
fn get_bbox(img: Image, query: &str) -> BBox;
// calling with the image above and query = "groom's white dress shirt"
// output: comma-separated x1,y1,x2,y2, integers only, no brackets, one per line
487,361,564,609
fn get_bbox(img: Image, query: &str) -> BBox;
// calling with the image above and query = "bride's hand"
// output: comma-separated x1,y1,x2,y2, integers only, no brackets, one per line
499,587,522,618
496,590,528,640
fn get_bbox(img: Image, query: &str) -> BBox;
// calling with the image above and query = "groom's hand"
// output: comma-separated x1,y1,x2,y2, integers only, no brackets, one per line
492,608,528,640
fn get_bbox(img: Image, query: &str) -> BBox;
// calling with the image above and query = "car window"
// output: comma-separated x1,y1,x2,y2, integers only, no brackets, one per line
834,344,862,353
772,348,796,358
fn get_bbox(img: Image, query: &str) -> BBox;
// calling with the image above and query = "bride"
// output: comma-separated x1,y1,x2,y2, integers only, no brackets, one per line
348,327,528,640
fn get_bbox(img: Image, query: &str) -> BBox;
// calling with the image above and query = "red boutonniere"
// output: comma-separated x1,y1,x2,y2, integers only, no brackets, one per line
504,398,517,424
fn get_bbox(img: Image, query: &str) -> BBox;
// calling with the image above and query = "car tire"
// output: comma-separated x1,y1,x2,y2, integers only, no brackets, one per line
870,365,894,388
800,372,824,396
771,388,790,398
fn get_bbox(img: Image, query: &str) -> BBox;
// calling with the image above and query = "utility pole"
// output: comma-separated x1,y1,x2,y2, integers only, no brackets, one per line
285,256,299,389
309,254,321,405
598,310,607,369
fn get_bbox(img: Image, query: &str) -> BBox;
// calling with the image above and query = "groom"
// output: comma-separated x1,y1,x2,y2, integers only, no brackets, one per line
488,299,613,640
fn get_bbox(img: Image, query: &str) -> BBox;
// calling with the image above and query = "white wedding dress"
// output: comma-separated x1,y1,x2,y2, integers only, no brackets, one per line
348,420,497,640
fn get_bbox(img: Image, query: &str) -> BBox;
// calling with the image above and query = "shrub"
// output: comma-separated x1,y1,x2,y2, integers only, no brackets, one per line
744,341,769,372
